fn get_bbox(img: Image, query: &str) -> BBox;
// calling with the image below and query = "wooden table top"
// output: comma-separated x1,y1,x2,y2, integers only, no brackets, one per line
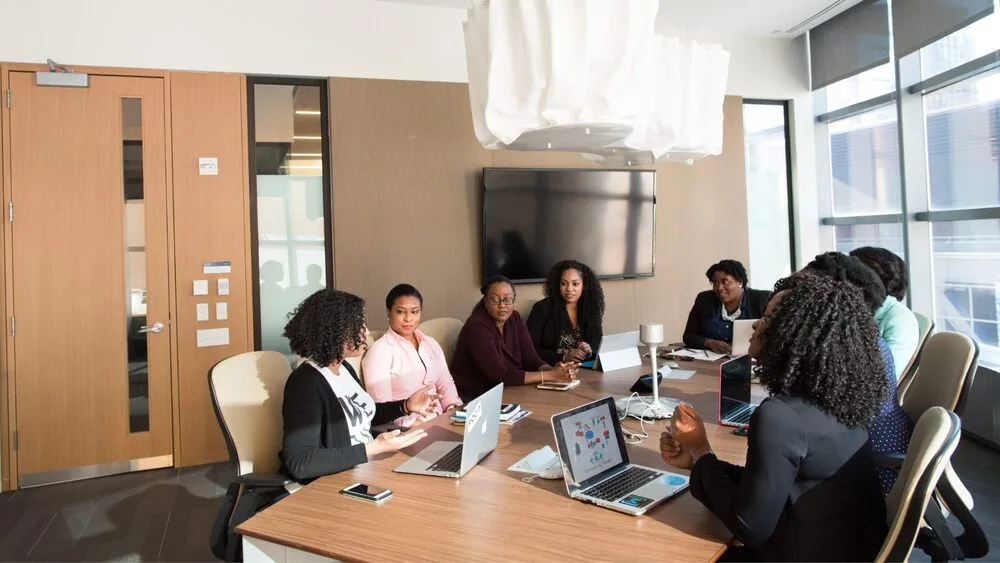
237,360,753,562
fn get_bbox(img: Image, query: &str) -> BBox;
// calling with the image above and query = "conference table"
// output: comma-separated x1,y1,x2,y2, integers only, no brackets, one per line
238,359,758,562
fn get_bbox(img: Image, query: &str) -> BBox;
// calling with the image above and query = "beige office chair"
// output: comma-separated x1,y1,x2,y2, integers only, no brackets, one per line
209,351,295,561
876,407,961,562
420,317,464,367
893,331,988,560
896,311,935,399
344,331,376,388
368,329,385,341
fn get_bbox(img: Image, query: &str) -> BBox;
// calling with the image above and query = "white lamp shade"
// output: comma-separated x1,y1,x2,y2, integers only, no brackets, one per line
464,0,730,163
640,323,664,346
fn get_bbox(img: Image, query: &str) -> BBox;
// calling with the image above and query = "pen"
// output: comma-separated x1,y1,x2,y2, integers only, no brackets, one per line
703,349,709,358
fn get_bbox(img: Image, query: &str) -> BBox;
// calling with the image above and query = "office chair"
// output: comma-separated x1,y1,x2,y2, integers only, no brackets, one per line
896,311,934,400
890,332,988,560
209,351,296,562
876,407,961,563
419,317,464,367
368,329,385,341
344,330,376,389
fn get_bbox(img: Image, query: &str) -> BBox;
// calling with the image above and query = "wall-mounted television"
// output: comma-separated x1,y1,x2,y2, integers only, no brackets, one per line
482,167,656,283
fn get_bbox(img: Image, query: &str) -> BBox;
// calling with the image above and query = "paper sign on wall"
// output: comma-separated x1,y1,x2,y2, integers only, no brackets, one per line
199,157,219,176
203,261,232,274
197,328,229,348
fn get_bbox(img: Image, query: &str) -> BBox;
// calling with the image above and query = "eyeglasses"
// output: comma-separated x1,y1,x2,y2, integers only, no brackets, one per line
486,296,515,306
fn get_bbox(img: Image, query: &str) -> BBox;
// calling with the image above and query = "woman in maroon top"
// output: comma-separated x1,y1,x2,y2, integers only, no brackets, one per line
451,276,578,400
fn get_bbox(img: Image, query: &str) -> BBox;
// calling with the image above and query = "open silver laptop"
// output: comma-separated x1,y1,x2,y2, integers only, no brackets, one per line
394,383,502,478
551,396,689,516
719,355,756,429
731,320,754,357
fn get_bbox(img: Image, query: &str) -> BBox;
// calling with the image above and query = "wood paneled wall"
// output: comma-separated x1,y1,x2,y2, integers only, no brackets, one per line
169,72,252,467
0,68,7,491
330,78,748,340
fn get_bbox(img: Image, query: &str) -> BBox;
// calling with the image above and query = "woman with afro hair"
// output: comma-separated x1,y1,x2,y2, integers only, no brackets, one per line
526,259,605,365
278,289,439,483
660,274,888,561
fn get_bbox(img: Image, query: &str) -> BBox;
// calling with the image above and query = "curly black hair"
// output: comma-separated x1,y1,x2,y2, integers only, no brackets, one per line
804,252,886,313
283,289,367,367
543,260,606,322
849,246,908,301
481,275,515,296
385,283,423,309
705,259,749,287
757,275,888,428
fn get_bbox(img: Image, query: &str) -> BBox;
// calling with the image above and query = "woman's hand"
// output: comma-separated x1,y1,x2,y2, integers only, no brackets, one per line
546,362,578,382
366,428,427,456
671,403,713,461
563,347,587,363
705,340,732,355
660,429,693,470
578,341,593,357
405,384,440,416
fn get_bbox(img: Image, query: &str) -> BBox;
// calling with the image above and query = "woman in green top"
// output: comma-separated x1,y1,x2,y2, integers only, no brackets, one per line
850,246,919,381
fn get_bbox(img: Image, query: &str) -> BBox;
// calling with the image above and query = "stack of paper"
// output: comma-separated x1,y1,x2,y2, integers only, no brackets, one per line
666,348,727,361
508,445,561,475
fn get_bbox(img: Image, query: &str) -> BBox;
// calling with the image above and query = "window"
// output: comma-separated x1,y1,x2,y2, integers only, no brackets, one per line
920,12,1000,79
931,219,1000,366
828,105,901,216
248,78,333,357
742,100,795,289
825,63,896,113
834,223,905,256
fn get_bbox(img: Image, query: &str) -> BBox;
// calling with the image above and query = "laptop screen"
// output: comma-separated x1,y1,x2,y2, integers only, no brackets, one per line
720,355,753,419
552,397,628,490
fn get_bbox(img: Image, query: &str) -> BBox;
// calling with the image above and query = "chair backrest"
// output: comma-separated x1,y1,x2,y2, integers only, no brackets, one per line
344,331,376,388
897,312,935,395
899,331,979,420
209,351,292,476
368,329,384,341
419,317,465,367
877,407,961,562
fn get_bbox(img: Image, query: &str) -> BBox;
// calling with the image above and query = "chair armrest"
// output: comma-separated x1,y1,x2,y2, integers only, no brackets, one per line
874,453,906,470
237,472,294,488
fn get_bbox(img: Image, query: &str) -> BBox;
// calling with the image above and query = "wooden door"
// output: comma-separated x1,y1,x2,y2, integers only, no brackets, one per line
6,71,172,483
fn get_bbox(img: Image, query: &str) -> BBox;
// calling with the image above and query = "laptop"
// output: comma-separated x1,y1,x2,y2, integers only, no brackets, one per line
394,383,503,478
593,330,641,372
719,355,756,428
551,397,689,516
730,320,754,357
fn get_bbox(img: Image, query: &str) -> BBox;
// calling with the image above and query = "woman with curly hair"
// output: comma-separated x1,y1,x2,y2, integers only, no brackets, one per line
526,260,605,364
849,246,920,380
683,259,771,354
279,289,438,483
660,275,888,562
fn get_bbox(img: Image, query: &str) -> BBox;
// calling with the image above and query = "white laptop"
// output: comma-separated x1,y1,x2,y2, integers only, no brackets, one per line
394,383,502,478
731,320,755,357
551,396,689,516
594,330,642,372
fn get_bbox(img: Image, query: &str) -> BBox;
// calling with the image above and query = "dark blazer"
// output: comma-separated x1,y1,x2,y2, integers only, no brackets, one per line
525,297,603,365
451,301,546,401
279,362,407,483
682,288,770,348
690,396,888,562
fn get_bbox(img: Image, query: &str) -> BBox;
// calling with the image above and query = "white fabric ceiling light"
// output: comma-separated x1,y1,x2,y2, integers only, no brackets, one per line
463,0,731,165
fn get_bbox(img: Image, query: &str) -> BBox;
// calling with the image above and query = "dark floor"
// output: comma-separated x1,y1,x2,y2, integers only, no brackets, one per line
0,438,998,562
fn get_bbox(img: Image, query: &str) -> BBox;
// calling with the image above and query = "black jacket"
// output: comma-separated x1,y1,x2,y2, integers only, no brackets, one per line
279,362,406,483
690,396,888,562
682,288,770,348
525,297,603,365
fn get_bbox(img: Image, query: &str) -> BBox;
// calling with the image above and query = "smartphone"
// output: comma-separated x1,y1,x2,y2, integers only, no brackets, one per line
341,483,393,504
536,380,581,391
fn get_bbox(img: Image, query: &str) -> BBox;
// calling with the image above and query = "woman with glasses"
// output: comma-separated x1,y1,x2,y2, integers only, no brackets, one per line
451,275,578,401
683,259,771,355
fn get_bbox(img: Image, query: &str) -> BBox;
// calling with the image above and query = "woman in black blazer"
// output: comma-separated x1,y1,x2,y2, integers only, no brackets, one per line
683,259,770,354
662,274,889,562
526,260,605,364
279,289,439,483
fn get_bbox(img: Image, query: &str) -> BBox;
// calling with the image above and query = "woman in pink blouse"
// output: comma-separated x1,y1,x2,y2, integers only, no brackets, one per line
363,284,463,426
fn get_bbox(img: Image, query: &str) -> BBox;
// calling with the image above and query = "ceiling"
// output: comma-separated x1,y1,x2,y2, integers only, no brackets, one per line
373,0,865,38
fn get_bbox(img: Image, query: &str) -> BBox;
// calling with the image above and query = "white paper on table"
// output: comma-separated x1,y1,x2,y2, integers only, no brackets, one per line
660,369,696,380
508,445,560,474
668,348,727,361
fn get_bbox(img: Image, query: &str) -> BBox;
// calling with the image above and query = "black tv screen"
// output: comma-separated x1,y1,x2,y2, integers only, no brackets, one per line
482,167,656,283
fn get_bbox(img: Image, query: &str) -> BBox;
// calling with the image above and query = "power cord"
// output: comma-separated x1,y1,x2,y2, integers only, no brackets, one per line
618,392,663,445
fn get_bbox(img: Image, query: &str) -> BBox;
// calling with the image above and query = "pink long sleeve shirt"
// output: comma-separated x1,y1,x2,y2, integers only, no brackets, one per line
362,327,463,427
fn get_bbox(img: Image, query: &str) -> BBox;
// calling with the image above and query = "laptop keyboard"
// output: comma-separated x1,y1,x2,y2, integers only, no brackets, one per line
582,466,660,502
427,444,463,473
721,398,755,425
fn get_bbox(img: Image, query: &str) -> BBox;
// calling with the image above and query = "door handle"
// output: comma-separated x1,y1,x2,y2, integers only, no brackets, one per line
138,322,165,334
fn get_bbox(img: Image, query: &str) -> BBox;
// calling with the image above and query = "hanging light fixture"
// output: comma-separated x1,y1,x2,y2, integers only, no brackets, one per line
463,0,730,164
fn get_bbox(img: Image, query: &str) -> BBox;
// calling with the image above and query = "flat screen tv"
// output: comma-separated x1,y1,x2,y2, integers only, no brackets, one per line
482,167,656,283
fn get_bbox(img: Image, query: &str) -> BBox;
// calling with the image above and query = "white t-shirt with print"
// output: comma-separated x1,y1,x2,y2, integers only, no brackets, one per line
312,362,375,445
